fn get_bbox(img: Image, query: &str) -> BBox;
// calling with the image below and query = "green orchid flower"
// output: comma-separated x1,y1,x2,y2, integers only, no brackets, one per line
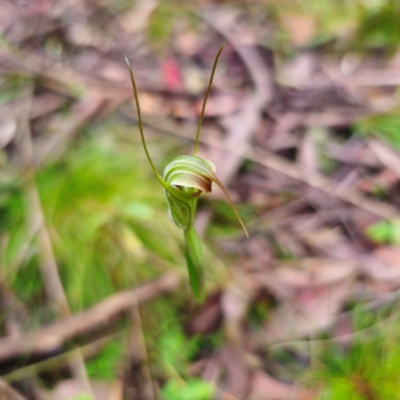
126,45,248,301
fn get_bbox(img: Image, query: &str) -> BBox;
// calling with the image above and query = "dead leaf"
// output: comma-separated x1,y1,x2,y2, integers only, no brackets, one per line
277,53,317,88
135,92,170,116
369,138,400,180
258,259,355,343
185,291,222,336
195,93,243,117
280,13,316,46
54,379,112,400
0,118,16,148
297,131,318,177
364,246,400,283
274,259,355,291
251,371,313,400
117,0,159,34
30,93,67,119
218,344,252,399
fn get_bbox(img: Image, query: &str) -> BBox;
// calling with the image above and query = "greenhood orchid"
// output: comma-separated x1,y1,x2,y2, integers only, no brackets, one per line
126,45,248,301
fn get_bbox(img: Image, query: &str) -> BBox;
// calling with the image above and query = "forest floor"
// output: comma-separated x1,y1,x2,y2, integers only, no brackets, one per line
2,1,400,400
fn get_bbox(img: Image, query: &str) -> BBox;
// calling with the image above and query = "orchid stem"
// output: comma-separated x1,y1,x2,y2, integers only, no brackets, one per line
184,226,204,302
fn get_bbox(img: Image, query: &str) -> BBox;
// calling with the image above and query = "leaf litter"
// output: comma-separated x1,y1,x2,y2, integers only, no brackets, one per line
2,1,400,400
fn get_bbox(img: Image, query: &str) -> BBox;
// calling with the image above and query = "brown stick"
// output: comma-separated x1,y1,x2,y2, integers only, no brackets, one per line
3,335,114,383
0,272,180,363
125,114,400,222
124,306,156,400
17,92,92,396
0,379,27,400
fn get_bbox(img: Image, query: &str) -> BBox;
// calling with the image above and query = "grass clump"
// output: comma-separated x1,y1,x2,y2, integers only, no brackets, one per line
308,308,400,400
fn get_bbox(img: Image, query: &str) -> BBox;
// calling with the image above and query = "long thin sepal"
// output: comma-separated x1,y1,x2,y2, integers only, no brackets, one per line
125,57,168,189
184,227,204,302
193,44,225,157
212,175,249,238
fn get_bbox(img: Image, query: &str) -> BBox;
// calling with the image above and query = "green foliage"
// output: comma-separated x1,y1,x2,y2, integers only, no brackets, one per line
86,339,124,380
11,258,44,305
356,110,400,150
1,115,227,384
0,76,32,106
69,394,93,400
146,1,184,48
365,220,400,244
147,1,174,46
3,122,184,315
126,46,247,302
145,0,198,48
356,0,400,52
248,301,271,328
0,184,26,266
314,339,400,400
158,324,198,374
156,323,215,400
37,126,181,311
309,308,400,400
183,229,203,302
161,378,214,400
264,0,400,54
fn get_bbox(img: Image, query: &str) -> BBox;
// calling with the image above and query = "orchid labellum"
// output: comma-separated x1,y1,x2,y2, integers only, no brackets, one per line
126,45,248,301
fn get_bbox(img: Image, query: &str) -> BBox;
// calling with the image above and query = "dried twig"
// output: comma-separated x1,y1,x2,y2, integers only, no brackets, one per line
246,145,400,221
16,92,94,397
368,138,400,181
0,272,180,362
3,335,115,383
0,379,27,400
33,95,105,166
124,306,156,400
128,115,400,222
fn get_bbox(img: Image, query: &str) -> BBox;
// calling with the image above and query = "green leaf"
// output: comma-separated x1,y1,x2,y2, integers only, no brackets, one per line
356,111,400,150
365,220,400,244
161,378,214,400
69,394,93,400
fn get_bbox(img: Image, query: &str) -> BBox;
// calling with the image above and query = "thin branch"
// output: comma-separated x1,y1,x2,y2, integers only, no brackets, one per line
123,114,400,222
0,379,27,400
0,272,180,362
16,91,94,397
125,306,156,400
3,335,115,383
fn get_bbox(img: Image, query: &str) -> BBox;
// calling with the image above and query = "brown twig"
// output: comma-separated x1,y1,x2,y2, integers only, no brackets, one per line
124,306,156,400
16,91,94,397
247,145,399,221
32,95,105,166
126,114,400,222
3,335,115,383
0,379,27,400
0,272,180,362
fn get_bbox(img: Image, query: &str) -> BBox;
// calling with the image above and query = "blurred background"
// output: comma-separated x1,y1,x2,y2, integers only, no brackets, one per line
2,0,400,399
